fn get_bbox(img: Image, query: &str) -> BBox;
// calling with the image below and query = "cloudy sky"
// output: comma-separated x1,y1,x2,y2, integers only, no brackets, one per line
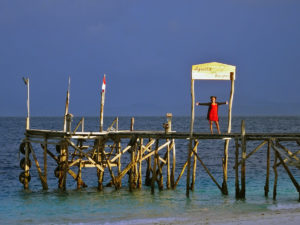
1,0,299,117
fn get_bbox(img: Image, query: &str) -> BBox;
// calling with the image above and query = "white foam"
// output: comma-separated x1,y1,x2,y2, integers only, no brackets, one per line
268,203,300,211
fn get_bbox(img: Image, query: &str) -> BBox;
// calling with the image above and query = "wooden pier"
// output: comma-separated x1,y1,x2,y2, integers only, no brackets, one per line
19,63,299,200
19,116,300,201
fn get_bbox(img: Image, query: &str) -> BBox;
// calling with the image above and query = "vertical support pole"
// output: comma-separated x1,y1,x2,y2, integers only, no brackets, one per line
234,138,240,199
138,138,143,189
43,137,48,189
264,139,271,197
97,139,104,191
117,139,121,174
171,140,176,188
129,139,137,191
81,117,84,132
240,120,246,199
100,75,106,132
158,159,164,190
273,151,278,200
166,113,172,189
187,77,195,197
59,141,68,190
23,140,30,189
145,139,152,186
222,72,235,195
130,117,134,131
77,161,82,189
151,139,159,194
191,139,198,191
26,78,30,130
166,141,171,189
63,76,70,132
116,117,119,131
66,114,72,132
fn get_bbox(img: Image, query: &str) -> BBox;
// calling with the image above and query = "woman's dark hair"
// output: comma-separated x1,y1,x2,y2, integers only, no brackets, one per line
210,96,217,100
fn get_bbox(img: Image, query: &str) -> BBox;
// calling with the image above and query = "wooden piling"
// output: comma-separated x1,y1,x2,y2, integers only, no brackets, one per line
58,141,68,190
97,139,104,191
191,140,198,191
130,117,134,131
234,138,240,199
145,139,152,186
222,72,235,195
117,139,122,187
166,141,171,189
264,139,271,197
171,140,176,188
273,151,278,200
151,140,159,194
23,141,30,189
240,120,246,199
129,139,137,191
137,138,143,189
77,161,82,189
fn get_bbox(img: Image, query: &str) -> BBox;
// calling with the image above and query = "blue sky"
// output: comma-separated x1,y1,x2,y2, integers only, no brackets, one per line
1,0,299,116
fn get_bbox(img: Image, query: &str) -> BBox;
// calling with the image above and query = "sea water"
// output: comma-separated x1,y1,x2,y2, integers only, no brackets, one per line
0,116,299,224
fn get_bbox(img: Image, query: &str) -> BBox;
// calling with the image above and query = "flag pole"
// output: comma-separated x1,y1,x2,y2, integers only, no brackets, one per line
100,74,106,132
23,77,30,130
63,76,71,132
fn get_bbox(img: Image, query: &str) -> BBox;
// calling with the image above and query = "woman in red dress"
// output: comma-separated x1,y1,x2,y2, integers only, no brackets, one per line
196,96,228,134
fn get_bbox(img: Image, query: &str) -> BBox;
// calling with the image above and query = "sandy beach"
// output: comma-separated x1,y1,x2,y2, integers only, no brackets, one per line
132,208,300,225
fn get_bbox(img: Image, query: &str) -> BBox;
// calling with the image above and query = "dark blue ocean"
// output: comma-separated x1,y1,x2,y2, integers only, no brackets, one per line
0,116,299,225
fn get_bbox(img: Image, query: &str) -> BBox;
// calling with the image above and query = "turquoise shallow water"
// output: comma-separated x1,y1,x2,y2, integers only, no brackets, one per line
0,116,299,224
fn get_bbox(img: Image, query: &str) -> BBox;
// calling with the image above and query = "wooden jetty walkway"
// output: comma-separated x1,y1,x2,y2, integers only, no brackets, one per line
19,63,299,200
19,116,300,201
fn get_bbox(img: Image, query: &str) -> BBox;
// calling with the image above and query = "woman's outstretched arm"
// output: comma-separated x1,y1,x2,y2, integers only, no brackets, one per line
217,101,228,105
196,102,210,106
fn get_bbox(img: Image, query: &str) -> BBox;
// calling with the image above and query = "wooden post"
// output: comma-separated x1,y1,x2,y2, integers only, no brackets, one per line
97,139,104,191
273,151,278,200
171,140,176,188
240,120,246,199
166,113,172,189
130,117,134,131
117,139,122,187
137,138,143,189
63,77,70,132
151,140,159,194
23,141,30,189
77,161,82,189
222,72,235,195
145,139,152,186
100,74,106,132
191,140,198,191
43,137,48,189
234,138,240,199
129,140,137,191
66,114,72,132
24,78,30,130
187,77,195,197
59,141,68,190
264,139,271,197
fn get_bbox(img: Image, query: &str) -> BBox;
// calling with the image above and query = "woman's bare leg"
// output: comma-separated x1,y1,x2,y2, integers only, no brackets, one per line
215,121,221,134
209,121,213,134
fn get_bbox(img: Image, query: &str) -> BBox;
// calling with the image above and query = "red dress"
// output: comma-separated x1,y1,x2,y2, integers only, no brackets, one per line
208,104,218,121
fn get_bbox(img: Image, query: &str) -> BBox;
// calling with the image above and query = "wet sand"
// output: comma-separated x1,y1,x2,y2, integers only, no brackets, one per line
136,208,300,225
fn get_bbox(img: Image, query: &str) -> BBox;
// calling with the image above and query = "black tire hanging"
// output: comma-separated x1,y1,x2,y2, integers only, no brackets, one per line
20,158,32,170
19,142,31,155
19,171,31,184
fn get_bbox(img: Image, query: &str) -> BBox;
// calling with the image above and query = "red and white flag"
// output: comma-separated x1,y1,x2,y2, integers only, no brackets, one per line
101,74,106,93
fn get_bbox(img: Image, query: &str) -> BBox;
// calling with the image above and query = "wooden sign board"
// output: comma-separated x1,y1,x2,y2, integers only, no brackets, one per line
192,62,236,80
